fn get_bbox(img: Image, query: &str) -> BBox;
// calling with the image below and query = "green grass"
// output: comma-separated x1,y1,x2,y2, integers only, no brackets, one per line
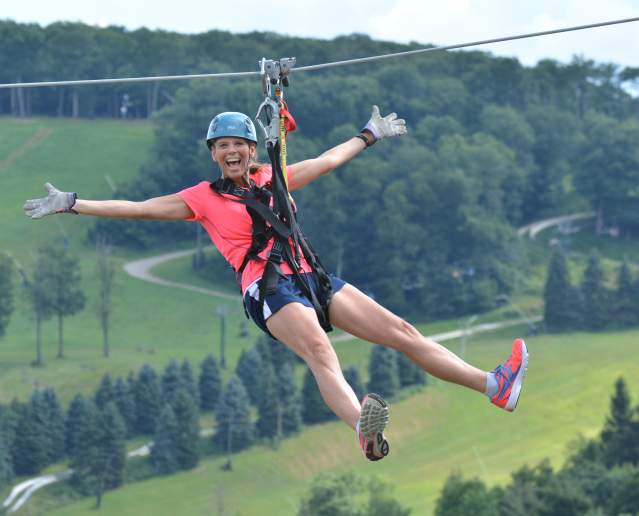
29,327,639,516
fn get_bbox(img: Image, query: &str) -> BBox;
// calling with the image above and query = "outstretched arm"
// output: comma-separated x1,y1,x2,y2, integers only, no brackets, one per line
24,183,193,221
288,105,407,191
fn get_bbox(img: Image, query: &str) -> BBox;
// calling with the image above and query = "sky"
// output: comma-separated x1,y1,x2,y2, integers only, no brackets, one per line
2,0,639,70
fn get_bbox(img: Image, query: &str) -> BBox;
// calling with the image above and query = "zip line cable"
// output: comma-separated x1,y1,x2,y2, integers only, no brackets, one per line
0,15,637,90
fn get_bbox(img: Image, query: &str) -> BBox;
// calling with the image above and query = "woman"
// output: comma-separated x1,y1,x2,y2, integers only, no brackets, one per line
24,106,528,461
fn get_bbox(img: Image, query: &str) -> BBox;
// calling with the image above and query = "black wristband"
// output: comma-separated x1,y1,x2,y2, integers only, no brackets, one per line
354,134,370,148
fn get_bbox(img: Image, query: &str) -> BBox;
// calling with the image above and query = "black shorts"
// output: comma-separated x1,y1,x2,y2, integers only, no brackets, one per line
243,273,346,336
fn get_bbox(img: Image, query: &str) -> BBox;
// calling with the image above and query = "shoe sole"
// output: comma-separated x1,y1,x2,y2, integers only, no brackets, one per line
359,393,390,438
505,339,529,412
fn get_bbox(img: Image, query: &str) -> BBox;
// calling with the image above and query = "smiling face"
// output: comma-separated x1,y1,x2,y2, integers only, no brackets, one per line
211,137,257,186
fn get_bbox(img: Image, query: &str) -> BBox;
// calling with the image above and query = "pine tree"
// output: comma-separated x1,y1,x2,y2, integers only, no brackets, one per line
302,368,335,424
199,354,222,411
614,260,638,327
543,248,581,331
161,359,182,407
135,364,161,434
180,359,199,407
396,352,427,388
114,376,137,437
12,403,48,475
278,362,302,436
0,253,14,339
94,373,115,409
235,347,263,406
172,388,200,470
69,398,99,495
344,366,365,401
41,388,66,462
151,404,179,475
600,378,639,467
580,249,609,330
0,426,14,489
95,403,127,491
28,389,53,465
256,361,279,439
367,346,400,399
213,375,254,453
66,394,95,458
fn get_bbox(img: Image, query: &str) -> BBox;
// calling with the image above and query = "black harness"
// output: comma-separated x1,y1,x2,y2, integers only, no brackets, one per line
210,142,333,332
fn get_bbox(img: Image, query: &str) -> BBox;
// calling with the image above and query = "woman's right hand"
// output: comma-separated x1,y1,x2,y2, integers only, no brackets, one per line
24,183,77,219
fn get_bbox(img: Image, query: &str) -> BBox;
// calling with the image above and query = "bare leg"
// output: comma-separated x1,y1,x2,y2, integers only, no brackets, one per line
266,302,361,428
329,285,487,393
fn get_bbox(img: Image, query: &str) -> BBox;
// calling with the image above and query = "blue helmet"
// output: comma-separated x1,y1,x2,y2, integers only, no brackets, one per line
206,112,257,149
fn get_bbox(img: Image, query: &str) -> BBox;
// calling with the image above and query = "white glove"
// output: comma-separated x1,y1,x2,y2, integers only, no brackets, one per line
363,105,407,142
24,183,78,219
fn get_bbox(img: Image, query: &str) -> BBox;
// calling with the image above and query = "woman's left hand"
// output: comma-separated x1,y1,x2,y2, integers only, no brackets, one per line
363,105,407,142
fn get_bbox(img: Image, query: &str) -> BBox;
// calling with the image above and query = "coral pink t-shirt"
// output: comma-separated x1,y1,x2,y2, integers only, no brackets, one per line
177,167,312,294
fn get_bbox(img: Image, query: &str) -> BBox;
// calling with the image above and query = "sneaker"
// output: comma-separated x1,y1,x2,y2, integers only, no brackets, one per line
358,393,390,461
490,338,529,412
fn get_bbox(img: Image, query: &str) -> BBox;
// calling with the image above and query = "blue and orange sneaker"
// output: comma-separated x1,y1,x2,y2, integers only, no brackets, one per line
490,338,529,412
358,393,390,461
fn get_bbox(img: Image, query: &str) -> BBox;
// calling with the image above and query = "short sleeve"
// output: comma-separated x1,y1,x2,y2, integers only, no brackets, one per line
176,181,210,222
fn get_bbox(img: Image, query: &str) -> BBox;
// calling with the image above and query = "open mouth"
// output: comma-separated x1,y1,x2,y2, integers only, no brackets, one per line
226,159,242,168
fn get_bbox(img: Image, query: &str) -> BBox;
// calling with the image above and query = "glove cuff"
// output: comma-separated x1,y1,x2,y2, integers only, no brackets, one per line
363,122,381,141
67,192,78,214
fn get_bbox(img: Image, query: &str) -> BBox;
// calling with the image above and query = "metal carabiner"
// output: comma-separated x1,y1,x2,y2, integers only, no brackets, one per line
255,96,280,145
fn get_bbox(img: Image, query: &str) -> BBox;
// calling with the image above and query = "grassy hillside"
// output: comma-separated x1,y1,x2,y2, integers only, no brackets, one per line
3,117,639,515
0,117,265,403
29,327,639,516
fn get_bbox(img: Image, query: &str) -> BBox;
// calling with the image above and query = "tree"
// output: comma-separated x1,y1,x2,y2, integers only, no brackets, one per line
41,243,85,359
94,373,115,409
344,366,365,401
172,388,200,470
435,472,500,516
301,368,335,424
26,248,56,366
66,394,94,459
278,362,302,436
298,472,364,516
41,388,66,463
161,359,182,407
213,375,254,455
0,254,14,338
95,403,126,495
0,427,13,490
180,359,199,407
298,472,412,516
543,248,581,331
396,352,427,388
256,361,279,440
613,259,638,327
151,403,178,475
199,353,222,411
114,376,137,436
235,347,263,406
134,364,161,434
600,378,639,467
12,403,48,475
580,250,609,330
96,238,115,357
367,346,400,399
